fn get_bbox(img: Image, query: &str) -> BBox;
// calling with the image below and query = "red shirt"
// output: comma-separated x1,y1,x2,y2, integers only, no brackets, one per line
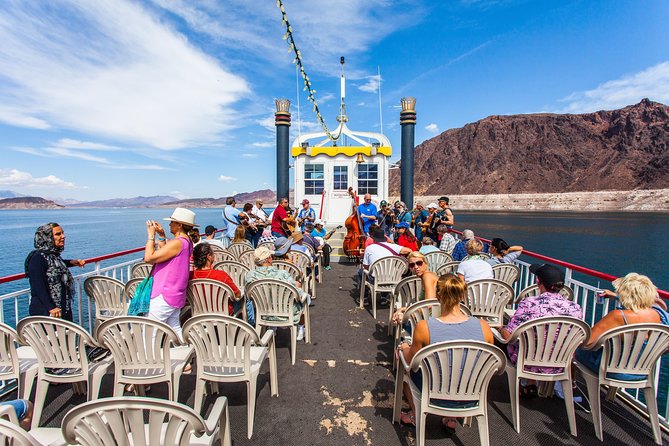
271,206,289,236
397,233,418,251
190,269,239,314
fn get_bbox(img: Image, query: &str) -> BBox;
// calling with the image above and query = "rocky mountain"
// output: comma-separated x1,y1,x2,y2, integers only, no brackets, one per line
163,189,278,208
0,197,64,209
389,99,669,195
70,195,178,208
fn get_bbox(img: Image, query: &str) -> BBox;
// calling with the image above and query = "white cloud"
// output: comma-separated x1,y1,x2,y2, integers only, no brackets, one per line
0,168,78,189
558,61,669,113
252,142,273,148
218,175,237,183
425,123,439,133
0,1,249,149
358,75,381,93
257,116,276,132
242,153,259,158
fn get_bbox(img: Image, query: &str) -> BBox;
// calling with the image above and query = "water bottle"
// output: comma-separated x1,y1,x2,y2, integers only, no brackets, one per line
594,288,604,305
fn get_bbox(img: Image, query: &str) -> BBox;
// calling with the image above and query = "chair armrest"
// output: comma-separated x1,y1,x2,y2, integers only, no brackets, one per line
297,292,309,305
204,395,229,435
491,327,507,344
260,329,274,347
0,404,20,424
398,348,411,372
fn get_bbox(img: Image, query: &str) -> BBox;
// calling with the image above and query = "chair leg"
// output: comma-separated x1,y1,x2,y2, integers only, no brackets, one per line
19,369,37,400
31,379,49,429
561,379,577,436
194,378,206,413
507,372,520,433
583,375,603,441
290,326,297,365
359,275,366,309
477,413,491,446
246,379,257,439
416,410,427,446
643,386,662,445
269,343,279,396
392,368,405,423
372,289,377,319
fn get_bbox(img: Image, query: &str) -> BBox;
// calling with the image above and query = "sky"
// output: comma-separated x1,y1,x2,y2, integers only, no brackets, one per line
1,0,668,201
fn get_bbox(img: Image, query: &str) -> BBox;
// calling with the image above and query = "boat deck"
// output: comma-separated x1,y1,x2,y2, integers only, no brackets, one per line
28,262,668,445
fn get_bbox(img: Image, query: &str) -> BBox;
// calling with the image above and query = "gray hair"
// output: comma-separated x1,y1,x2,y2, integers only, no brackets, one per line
462,229,474,240
422,237,435,246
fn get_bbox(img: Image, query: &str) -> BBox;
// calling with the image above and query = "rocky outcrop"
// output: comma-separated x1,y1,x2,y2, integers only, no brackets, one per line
389,99,669,195
0,197,64,209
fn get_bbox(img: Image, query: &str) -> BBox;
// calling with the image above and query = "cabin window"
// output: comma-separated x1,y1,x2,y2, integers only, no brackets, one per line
357,163,378,195
333,166,348,190
304,164,325,195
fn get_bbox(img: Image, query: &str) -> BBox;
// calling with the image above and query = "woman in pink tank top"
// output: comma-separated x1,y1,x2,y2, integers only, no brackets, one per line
143,208,197,340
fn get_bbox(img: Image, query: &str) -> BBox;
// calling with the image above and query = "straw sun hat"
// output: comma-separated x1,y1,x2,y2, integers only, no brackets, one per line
163,207,199,227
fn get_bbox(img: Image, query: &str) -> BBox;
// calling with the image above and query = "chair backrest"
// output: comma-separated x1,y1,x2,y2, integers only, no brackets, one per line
0,323,20,383
61,396,207,446
286,250,313,275
0,419,41,446
462,252,492,261
186,279,236,316
403,300,442,336
96,317,179,378
515,284,575,304
424,251,453,273
213,250,236,264
491,263,520,286
208,243,227,254
305,243,317,257
270,261,304,284
17,317,94,375
258,242,275,251
124,277,145,300
369,256,408,287
183,314,261,378
228,243,252,260
237,250,256,270
84,276,127,320
394,276,423,310
246,279,301,328
411,340,506,404
131,262,152,279
510,316,590,373
465,279,515,326
212,261,249,289
590,323,669,382
436,261,460,276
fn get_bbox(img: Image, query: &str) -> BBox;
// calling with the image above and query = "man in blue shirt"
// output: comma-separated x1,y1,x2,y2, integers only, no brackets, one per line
297,199,316,231
222,197,241,247
357,193,377,235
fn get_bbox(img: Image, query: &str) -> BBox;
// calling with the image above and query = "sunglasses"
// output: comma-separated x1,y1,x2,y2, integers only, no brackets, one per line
409,260,424,268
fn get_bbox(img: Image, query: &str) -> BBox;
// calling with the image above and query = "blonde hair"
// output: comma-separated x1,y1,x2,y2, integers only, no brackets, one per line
436,274,467,312
233,225,247,243
407,251,426,262
613,273,658,312
465,238,483,255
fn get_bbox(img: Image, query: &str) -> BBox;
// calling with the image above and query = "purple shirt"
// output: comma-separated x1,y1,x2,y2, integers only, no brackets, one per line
151,237,192,308
505,292,582,373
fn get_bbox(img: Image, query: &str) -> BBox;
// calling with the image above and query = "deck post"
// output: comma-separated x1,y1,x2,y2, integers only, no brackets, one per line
400,97,416,209
275,98,291,202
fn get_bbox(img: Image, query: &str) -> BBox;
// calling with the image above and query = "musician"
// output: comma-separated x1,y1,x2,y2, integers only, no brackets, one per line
376,200,395,237
297,199,316,231
311,219,333,270
357,193,377,235
437,196,454,228
412,202,428,241
271,197,293,238
251,199,270,231
222,197,248,247
394,201,413,226
421,202,440,241
241,202,262,247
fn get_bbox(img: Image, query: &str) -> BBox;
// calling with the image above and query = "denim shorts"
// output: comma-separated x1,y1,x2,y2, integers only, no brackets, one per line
3,399,29,420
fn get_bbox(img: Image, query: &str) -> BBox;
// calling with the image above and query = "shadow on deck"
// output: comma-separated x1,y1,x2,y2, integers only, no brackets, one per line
20,262,668,445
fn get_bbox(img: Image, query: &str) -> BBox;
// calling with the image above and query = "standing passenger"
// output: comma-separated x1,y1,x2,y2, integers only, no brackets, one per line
25,223,86,321
358,194,378,235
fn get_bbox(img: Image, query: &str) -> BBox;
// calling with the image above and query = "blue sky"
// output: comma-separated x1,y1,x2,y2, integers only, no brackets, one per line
1,0,668,201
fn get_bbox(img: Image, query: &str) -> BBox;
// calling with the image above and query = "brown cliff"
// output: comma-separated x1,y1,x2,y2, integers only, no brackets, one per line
389,99,669,195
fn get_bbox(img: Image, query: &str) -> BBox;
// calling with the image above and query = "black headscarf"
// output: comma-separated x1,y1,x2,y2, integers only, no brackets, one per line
24,223,74,314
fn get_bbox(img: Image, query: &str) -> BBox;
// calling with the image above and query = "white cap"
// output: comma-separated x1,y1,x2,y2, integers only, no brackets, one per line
427,202,438,209
314,219,324,225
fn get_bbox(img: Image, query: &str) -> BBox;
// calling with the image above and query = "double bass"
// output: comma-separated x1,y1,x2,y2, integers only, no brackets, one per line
343,187,366,259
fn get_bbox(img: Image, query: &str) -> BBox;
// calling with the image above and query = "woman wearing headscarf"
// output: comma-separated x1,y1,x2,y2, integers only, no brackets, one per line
25,223,86,321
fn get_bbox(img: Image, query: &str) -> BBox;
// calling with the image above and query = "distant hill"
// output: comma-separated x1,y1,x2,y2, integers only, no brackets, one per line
70,195,178,208
0,197,64,209
389,99,669,195
163,189,278,208
0,190,27,199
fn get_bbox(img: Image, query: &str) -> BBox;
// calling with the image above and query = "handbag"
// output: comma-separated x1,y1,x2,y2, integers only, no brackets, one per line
128,275,153,316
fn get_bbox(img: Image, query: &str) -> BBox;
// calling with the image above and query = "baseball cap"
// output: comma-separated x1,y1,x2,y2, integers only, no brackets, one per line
395,222,410,229
380,200,388,206
529,264,565,288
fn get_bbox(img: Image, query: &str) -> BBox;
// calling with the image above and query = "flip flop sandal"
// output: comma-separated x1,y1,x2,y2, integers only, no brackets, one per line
400,411,416,427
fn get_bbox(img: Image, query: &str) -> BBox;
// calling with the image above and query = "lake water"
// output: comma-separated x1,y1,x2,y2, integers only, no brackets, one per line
1,208,668,291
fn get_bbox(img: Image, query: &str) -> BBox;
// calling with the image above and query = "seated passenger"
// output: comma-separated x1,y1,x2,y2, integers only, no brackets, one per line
576,273,668,380
397,274,494,432
418,237,440,255
451,229,474,261
456,239,493,282
501,264,582,394
391,251,439,325
1,399,33,430
487,238,523,265
437,225,457,255
395,222,418,251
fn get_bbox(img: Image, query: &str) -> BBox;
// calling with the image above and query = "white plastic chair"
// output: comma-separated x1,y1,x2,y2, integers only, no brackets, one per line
388,276,423,336
501,316,590,435
17,317,113,429
257,242,275,251
465,279,515,328
0,323,38,400
213,260,250,290
228,242,252,260
436,261,460,276
213,250,236,264
462,253,492,261
183,314,278,438
238,249,257,270
270,260,310,300
83,276,127,327
124,277,144,300
0,418,42,446
286,250,317,299
60,396,231,446
96,317,194,401
359,256,409,319
245,279,308,365
574,323,669,444
424,251,453,273
393,340,507,446
491,263,520,286
186,279,237,316
131,262,152,279
305,243,323,283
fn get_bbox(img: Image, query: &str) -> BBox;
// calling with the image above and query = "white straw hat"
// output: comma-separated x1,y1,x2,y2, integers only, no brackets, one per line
163,207,198,227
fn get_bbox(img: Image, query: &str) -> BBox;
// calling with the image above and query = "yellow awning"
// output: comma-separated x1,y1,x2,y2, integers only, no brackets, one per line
291,145,392,157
